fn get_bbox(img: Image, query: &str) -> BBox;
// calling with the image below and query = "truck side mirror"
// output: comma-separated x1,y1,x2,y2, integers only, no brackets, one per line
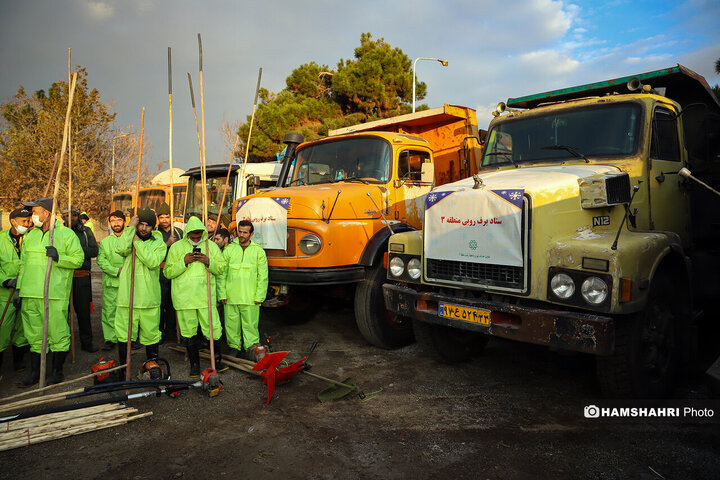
421,162,433,183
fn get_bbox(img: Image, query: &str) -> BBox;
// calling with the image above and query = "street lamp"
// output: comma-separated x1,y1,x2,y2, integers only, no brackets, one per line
413,57,448,113
111,132,129,195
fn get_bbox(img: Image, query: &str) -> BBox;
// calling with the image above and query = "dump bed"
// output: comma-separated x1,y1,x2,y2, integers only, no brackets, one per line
329,105,485,185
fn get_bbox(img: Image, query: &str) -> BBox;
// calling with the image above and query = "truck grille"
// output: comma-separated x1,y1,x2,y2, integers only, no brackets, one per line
605,173,631,205
426,259,524,289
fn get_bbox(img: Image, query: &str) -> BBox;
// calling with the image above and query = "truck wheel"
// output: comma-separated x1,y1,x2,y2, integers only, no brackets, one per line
596,275,681,398
354,264,414,349
413,318,489,363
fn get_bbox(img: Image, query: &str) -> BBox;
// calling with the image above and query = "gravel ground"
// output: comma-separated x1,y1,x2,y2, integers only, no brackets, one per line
0,261,718,479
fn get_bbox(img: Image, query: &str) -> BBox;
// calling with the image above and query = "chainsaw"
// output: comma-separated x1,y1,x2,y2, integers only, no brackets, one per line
139,358,171,381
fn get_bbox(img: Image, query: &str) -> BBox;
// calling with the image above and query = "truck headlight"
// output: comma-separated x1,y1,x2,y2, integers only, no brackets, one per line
389,256,405,277
581,277,608,305
298,234,321,255
550,273,575,299
407,258,421,280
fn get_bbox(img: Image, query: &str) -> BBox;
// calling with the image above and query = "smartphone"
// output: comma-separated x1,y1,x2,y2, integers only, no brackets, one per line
192,247,201,254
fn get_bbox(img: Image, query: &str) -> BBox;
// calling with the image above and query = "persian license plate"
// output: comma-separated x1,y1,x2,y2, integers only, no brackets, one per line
438,302,491,325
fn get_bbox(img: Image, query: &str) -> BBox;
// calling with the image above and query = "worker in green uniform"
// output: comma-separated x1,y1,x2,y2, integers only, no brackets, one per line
154,202,182,343
80,212,94,232
164,215,227,376
218,220,268,361
114,208,166,369
17,197,83,386
96,210,125,351
63,205,99,353
0,207,33,372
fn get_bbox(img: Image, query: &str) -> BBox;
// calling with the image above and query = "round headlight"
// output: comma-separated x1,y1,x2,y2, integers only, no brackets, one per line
550,273,575,299
581,277,608,305
389,256,405,277
298,234,321,255
407,258,421,280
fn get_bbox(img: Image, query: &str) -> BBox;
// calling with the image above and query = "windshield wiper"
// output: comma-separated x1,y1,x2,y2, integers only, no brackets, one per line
287,177,306,186
542,145,590,163
342,176,370,184
484,151,517,166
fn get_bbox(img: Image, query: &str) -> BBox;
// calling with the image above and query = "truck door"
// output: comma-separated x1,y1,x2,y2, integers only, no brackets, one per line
648,106,690,242
393,149,433,228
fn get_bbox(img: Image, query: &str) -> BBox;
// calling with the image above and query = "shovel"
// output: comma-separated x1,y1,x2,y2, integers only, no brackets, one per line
302,342,365,402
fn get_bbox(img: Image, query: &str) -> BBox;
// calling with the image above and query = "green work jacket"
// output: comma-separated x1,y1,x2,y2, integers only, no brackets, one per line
164,216,226,310
218,239,268,305
115,228,166,309
97,232,124,289
0,230,21,303
17,222,83,300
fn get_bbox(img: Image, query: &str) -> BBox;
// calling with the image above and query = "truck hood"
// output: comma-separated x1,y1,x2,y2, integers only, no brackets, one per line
236,182,387,221
433,164,620,203
424,164,621,275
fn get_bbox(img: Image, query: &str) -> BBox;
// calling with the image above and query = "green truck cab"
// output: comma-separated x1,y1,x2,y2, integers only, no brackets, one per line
382,65,720,397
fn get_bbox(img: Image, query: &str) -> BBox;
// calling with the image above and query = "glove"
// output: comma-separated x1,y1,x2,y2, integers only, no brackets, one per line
2,278,17,289
12,290,21,310
46,246,59,262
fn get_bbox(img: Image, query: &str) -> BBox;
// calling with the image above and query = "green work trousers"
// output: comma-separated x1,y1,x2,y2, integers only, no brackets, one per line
114,306,161,345
224,304,260,350
21,297,70,353
0,301,28,351
101,285,118,343
177,308,222,341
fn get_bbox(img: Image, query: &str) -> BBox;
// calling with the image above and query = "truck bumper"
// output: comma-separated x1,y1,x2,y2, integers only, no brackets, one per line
269,266,366,285
383,284,614,355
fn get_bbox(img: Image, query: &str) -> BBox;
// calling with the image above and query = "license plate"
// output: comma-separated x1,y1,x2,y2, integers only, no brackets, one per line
438,302,491,325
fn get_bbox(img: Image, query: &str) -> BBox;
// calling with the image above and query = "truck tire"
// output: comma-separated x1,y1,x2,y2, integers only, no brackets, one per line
354,264,414,349
413,318,489,363
596,275,681,398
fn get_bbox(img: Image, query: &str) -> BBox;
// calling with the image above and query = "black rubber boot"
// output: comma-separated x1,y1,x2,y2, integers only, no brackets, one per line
117,341,127,382
145,343,159,360
187,336,201,378
213,343,229,373
49,351,67,385
13,345,28,372
18,352,40,388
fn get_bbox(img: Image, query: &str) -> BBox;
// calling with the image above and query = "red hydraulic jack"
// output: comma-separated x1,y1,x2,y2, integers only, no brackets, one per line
252,351,306,404
201,368,223,397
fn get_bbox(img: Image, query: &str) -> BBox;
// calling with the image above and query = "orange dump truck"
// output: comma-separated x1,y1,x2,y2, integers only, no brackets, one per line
233,105,485,348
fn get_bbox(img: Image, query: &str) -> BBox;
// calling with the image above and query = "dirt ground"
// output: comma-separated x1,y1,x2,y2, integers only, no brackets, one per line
1,261,719,480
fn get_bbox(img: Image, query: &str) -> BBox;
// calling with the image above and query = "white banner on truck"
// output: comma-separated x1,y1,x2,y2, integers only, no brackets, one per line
235,197,290,250
424,188,524,267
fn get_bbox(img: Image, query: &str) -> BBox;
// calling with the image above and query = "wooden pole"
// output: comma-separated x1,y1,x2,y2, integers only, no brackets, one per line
39,72,78,389
197,33,215,371
238,67,263,196
187,74,204,198
126,107,145,382
168,47,175,228
43,153,60,197
67,48,76,364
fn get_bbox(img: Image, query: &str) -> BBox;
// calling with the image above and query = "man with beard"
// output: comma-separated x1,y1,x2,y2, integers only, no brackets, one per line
154,202,182,343
96,210,126,351
17,197,83,386
62,205,99,353
0,207,33,372
114,208,166,371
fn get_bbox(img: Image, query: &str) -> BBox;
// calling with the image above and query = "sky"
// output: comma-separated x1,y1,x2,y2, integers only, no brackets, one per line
1,0,719,172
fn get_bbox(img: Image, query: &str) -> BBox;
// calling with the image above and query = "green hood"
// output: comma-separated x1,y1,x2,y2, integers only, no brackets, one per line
183,216,208,241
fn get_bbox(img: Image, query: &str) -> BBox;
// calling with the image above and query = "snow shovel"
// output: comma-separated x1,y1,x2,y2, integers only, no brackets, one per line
301,342,365,402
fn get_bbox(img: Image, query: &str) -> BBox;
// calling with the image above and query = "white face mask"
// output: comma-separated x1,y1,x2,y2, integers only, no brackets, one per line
32,214,43,228
188,239,201,247
15,225,29,235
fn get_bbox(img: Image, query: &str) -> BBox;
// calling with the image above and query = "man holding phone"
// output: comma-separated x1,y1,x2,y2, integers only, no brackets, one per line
164,216,227,377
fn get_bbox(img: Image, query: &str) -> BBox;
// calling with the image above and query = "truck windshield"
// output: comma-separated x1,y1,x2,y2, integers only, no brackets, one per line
285,137,391,186
482,102,641,166
185,175,237,221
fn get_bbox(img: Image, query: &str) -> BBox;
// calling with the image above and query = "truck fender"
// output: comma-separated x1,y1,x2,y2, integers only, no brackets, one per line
358,224,416,267
646,231,691,301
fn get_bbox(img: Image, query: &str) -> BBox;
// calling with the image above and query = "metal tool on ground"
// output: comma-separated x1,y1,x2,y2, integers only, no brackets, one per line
200,368,222,397
299,342,365,401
